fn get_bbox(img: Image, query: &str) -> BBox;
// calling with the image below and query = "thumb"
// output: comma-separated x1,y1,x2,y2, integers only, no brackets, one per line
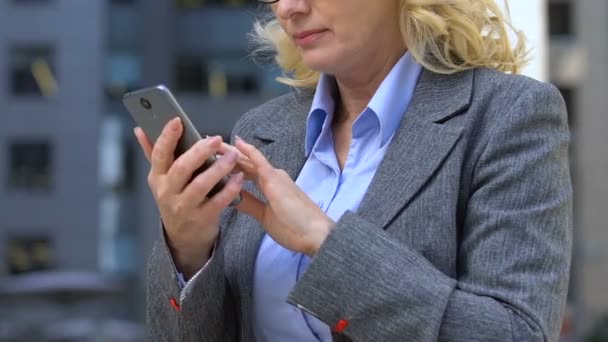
236,191,266,223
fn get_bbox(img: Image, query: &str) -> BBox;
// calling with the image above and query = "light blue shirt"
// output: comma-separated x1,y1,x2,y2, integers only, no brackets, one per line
252,52,422,342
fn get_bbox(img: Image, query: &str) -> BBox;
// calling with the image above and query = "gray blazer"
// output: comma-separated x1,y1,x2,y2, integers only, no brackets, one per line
146,67,572,342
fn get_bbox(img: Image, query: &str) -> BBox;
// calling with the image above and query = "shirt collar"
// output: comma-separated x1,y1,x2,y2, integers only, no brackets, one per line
304,52,422,156
366,52,422,147
305,74,337,155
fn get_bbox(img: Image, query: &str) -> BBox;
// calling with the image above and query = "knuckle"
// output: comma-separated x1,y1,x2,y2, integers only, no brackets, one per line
209,183,237,206
218,157,236,171
152,149,166,163
191,140,210,158
156,183,171,200
171,201,186,215
171,158,188,175
267,179,278,192
206,193,228,211
162,123,176,135
259,176,272,190
190,174,209,191
155,133,169,148
195,139,210,152
147,173,156,188
204,195,222,210
194,144,214,162
276,169,289,177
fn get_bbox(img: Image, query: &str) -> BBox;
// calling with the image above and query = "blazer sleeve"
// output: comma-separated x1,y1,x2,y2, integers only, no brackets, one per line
145,222,237,341
145,109,264,341
286,82,573,342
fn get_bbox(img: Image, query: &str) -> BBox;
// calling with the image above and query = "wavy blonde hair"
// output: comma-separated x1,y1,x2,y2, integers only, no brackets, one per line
251,0,529,88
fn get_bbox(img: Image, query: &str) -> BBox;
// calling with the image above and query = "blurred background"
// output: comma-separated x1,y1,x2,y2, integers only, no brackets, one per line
0,0,605,341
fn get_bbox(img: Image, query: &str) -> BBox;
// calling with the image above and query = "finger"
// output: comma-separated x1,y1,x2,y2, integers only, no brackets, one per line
150,117,182,175
234,160,257,181
218,145,257,180
218,142,255,169
218,142,249,160
182,148,239,203
217,142,238,156
235,190,266,223
234,137,274,177
202,172,246,215
134,127,153,162
168,136,222,191
222,162,257,181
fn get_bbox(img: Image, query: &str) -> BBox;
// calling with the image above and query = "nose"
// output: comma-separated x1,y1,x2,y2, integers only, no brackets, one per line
274,0,310,20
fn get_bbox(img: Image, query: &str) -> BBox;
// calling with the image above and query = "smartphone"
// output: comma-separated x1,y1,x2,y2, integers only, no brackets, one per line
122,85,241,206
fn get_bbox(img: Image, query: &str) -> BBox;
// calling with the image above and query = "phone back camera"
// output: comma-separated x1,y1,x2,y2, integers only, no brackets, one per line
140,98,152,110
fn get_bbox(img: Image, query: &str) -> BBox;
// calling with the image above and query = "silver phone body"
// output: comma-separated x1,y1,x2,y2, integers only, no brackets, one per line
123,85,241,206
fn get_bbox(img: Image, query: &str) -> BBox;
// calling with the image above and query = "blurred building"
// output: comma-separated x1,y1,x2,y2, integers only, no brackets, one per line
547,0,608,339
0,0,283,338
0,0,104,276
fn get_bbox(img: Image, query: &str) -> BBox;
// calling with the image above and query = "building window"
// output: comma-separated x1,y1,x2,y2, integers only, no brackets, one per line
105,51,142,99
548,1,572,36
10,45,57,97
175,54,260,96
12,0,52,3
7,140,52,190
209,55,260,96
176,0,250,9
6,235,55,275
175,55,209,93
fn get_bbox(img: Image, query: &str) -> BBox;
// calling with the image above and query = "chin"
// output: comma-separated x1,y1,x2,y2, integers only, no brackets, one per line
299,48,342,75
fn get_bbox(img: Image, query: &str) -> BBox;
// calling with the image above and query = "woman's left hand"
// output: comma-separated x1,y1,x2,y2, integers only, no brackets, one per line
232,136,334,256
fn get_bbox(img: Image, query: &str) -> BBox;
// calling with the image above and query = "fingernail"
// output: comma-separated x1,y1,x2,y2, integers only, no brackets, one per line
206,136,221,145
225,150,238,162
171,118,181,131
235,135,243,143
234,172,245,184
133,127,139,135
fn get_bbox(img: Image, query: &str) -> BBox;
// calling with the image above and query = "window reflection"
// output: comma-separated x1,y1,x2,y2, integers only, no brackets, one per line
7,236,55,275
10,46,57,97
175,53,261,96
8,140,52,190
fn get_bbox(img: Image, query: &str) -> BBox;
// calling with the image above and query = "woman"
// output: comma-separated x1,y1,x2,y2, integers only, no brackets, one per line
136,0,572,341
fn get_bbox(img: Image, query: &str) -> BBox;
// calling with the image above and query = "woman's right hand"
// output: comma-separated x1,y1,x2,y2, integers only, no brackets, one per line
134,117,244,278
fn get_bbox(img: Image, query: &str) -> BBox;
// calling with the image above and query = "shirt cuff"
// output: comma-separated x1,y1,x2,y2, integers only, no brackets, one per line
174,238,219,289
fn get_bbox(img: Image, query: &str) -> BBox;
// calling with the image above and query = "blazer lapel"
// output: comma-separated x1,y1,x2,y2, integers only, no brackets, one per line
252,89,313,178
356,69,474,229
231,90,312,334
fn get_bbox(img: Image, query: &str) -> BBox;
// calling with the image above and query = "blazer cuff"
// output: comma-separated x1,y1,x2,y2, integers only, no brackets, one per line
287,210,456,340
155,220,225,305
177,237,219,289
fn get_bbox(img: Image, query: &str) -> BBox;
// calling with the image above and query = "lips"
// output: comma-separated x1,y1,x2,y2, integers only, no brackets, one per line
293,29,327,39
293,29,328,46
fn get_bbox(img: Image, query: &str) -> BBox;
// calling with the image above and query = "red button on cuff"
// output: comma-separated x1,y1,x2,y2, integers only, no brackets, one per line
170,297,181,312
333,319,349,333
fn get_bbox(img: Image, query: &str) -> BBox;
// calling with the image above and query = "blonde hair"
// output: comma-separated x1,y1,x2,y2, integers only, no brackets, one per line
251,0,529,88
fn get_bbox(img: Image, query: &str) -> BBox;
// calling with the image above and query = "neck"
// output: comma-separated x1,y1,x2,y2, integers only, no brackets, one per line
333,47,406,124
